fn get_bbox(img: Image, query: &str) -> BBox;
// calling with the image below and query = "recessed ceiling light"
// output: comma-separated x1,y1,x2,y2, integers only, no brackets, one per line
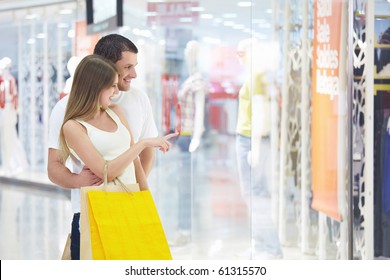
57,23,69,28
179,17,193,23
223,21,235,26
59,9,73,15
200,14,213,19
25,14,38,20
237,2,252,7
222,13,237,18
191,7,205,12
233,24,245,30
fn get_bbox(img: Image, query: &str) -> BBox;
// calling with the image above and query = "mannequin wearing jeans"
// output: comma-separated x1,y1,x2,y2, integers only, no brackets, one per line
236,39,282,259
171,40,207,246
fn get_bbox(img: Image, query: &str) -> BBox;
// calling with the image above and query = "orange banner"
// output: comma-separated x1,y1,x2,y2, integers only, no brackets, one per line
74,20,100,57
311,0,343,221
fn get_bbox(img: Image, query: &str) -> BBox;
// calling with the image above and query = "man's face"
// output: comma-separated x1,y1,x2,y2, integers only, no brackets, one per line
115,51,138,91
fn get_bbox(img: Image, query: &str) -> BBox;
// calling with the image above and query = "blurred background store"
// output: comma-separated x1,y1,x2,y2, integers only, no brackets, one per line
0,0,390,260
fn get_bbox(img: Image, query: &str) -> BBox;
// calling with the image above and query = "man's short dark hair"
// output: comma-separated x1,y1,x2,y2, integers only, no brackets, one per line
93,34,138,63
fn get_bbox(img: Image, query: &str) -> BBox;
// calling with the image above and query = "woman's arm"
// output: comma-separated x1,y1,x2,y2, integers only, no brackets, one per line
63,119,149,181
112,105,150,190
63,114,177,182
48,148,102,188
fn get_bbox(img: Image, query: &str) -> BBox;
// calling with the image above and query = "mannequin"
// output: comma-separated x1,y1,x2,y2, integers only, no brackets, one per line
236,38,270,168
178,40,207,152
59,56,82,99
170,40,207,246
235,39,281,259
0,57,28,176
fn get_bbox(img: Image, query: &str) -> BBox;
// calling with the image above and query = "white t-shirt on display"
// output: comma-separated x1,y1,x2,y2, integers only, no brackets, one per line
48,87,158,213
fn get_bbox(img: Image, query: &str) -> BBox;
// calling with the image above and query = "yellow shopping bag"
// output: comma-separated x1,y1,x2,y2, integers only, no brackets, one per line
80,182,140,259
87,190,172,260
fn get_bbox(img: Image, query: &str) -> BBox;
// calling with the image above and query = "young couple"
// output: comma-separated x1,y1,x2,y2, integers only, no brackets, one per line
47,34,177,260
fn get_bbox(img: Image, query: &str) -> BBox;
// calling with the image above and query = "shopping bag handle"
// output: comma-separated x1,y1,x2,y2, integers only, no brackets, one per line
104,160,109,186
114,178,133,193
104,160,134,194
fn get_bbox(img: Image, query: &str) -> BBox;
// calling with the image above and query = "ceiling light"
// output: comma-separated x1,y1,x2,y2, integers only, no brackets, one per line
59,9,73,15
25,14,38,20
191,7,205,12
179,17,192,23
222,13,237,18
200,14,213,19
233,24,245,30
202,37,221,44
237,2,252,7
223,21,235,26
57,23,69,28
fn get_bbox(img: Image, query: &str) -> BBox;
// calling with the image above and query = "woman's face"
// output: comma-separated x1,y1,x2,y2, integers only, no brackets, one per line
99,75,119,110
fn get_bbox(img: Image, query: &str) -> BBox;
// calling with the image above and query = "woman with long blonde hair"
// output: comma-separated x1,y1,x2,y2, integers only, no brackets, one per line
59,54,177,259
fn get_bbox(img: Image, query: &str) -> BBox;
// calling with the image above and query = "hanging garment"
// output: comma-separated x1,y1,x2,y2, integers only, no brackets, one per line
383,119,390,213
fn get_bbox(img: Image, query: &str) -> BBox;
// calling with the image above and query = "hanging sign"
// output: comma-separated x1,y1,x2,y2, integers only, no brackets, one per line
311,0,343,221
147,1,199,26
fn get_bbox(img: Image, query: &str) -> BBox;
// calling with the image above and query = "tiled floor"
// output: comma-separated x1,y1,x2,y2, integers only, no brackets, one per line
0,179,72,259
0,134,320,260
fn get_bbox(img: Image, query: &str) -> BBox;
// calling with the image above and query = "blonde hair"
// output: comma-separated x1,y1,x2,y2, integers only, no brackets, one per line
59,54,118,163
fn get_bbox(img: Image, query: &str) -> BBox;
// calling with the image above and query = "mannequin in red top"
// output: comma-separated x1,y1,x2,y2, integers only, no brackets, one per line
0,57,28,176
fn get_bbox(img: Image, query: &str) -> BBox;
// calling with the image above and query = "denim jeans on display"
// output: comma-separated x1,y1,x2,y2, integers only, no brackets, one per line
235,134,282,256
176,135,192,231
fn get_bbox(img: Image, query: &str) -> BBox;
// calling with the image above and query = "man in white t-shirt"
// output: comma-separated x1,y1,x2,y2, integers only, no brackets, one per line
47,34,158,260
48,34,157,188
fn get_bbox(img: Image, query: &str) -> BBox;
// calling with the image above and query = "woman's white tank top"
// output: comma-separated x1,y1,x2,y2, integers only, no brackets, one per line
71,108,136,185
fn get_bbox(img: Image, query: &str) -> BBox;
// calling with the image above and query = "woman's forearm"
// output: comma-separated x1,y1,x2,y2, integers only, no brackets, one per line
105,141,147,181
134,157,149,190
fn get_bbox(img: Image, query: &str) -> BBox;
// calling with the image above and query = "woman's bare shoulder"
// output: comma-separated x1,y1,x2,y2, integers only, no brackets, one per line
63,119,85,134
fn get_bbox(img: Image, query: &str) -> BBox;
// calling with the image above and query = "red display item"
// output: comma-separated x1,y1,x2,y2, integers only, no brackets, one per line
0,77,5,109
12,93,18,110
175,103,181,134
9,78,17,110
161,74,171,134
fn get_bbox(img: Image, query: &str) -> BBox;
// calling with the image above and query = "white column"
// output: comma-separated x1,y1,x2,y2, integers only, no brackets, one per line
300,0,311,255
57,25,63,96
318,212,327,259
30,19,37,170
270,0,280,227
17,20,25,162
43,20,49,170
278,0,291,245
